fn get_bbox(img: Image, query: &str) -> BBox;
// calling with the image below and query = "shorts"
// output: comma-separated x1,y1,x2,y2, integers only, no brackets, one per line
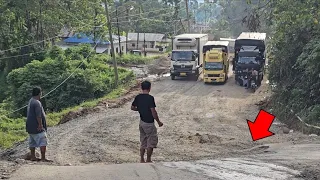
139,120,158,149
28,131,48,148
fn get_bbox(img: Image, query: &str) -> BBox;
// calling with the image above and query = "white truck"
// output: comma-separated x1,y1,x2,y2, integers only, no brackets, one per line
170,34,208,80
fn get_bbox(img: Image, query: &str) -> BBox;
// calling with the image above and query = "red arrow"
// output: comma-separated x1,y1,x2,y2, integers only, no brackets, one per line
247,109,276,141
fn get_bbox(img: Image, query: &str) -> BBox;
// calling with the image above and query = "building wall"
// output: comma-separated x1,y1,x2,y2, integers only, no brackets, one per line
126,41,158,51
57,41,126,55
104,42,126,55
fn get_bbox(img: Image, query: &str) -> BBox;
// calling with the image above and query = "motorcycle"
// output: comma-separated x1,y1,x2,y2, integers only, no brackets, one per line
244,75,257,92
250,78,257,92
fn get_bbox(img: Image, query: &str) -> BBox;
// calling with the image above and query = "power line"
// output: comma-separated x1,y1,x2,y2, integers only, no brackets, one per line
1,25,182,119
0,23,105,54
0,10,183,61
0,3,185,53
0,50,47,60
113,18,181,24
0,0,109,54
2,35,104,117
111,8,186,24
112,3,185,19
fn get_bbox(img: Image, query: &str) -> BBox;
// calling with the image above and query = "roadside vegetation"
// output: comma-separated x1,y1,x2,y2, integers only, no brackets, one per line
266,1,320,127
0,44,151,148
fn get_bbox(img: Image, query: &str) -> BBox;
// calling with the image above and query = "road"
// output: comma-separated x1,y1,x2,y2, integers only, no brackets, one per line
2,64,320,179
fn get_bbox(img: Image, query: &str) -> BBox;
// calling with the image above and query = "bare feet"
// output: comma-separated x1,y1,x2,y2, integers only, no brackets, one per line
41,158,53,162
30,158,41,161
140,160,146,163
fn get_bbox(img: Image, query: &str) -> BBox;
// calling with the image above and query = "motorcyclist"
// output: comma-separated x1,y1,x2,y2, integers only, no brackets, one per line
242,68,249,88
247,68,258,89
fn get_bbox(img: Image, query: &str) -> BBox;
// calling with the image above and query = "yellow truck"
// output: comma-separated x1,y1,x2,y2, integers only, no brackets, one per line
203,48,229,84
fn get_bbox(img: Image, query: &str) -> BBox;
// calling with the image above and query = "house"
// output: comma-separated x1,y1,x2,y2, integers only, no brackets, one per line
57,33,127,55
127,33,170,52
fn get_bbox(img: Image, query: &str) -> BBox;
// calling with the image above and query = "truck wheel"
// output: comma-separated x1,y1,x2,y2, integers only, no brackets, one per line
171,75,175,80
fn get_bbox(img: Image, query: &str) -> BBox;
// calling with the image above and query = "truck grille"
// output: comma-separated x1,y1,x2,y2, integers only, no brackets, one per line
208,74,220,77
173,65,193,71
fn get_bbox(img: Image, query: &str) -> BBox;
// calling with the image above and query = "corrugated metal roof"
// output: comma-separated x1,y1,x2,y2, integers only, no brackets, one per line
64,33,110,44
174,34,208,39
237,32,266,40
128,33,164,41
63,33,127,44
204,41,229,46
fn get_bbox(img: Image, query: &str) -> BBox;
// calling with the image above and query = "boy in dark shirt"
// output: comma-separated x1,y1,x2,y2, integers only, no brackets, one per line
131,81,163,163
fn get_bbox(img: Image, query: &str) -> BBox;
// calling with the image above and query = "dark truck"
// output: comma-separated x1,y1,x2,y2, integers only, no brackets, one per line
232,32,266,86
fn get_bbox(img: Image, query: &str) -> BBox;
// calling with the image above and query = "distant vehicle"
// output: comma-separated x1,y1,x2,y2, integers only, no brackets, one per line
130,50,142,56
220,38,236,60
233,32,266,86
170,34,208,80
202,41,230,84
203,48,229,84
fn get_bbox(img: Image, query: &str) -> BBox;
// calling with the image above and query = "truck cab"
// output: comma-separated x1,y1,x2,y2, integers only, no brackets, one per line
202,41,230,83
170,50,199,79
233,32,266,86
203,48,229,83
170,34,208,80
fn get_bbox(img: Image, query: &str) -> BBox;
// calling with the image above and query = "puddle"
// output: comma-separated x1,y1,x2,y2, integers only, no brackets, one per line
162,158,301,180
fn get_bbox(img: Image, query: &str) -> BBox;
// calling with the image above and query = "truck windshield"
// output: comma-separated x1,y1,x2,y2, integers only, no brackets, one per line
205,62,223,70
238,57,258,64
171,51,194,61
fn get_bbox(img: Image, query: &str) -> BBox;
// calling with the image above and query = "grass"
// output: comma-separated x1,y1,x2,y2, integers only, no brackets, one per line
0,80,136,149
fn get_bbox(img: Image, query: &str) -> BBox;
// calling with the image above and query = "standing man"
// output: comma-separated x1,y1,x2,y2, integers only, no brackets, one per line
131,81,163,163
26,87,51,162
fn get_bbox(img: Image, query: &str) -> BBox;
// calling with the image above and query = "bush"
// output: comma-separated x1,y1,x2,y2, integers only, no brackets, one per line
268,0,320,127
5,46,135,116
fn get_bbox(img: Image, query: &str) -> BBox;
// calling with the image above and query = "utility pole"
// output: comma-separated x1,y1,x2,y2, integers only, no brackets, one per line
137,33,139,50
136,7,140,50
94,8,98,51
116,8,122,57
103,0,119,87
125,7,129,54
40,0,44,48
143,33,146,56
179,18,186,33
185,0,190,33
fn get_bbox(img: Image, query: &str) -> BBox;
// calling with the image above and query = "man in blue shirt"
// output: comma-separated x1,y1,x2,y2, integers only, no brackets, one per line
26,87,51,162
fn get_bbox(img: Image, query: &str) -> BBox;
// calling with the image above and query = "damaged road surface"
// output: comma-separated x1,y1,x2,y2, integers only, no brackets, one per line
2,71,320,179
9,158,302,180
